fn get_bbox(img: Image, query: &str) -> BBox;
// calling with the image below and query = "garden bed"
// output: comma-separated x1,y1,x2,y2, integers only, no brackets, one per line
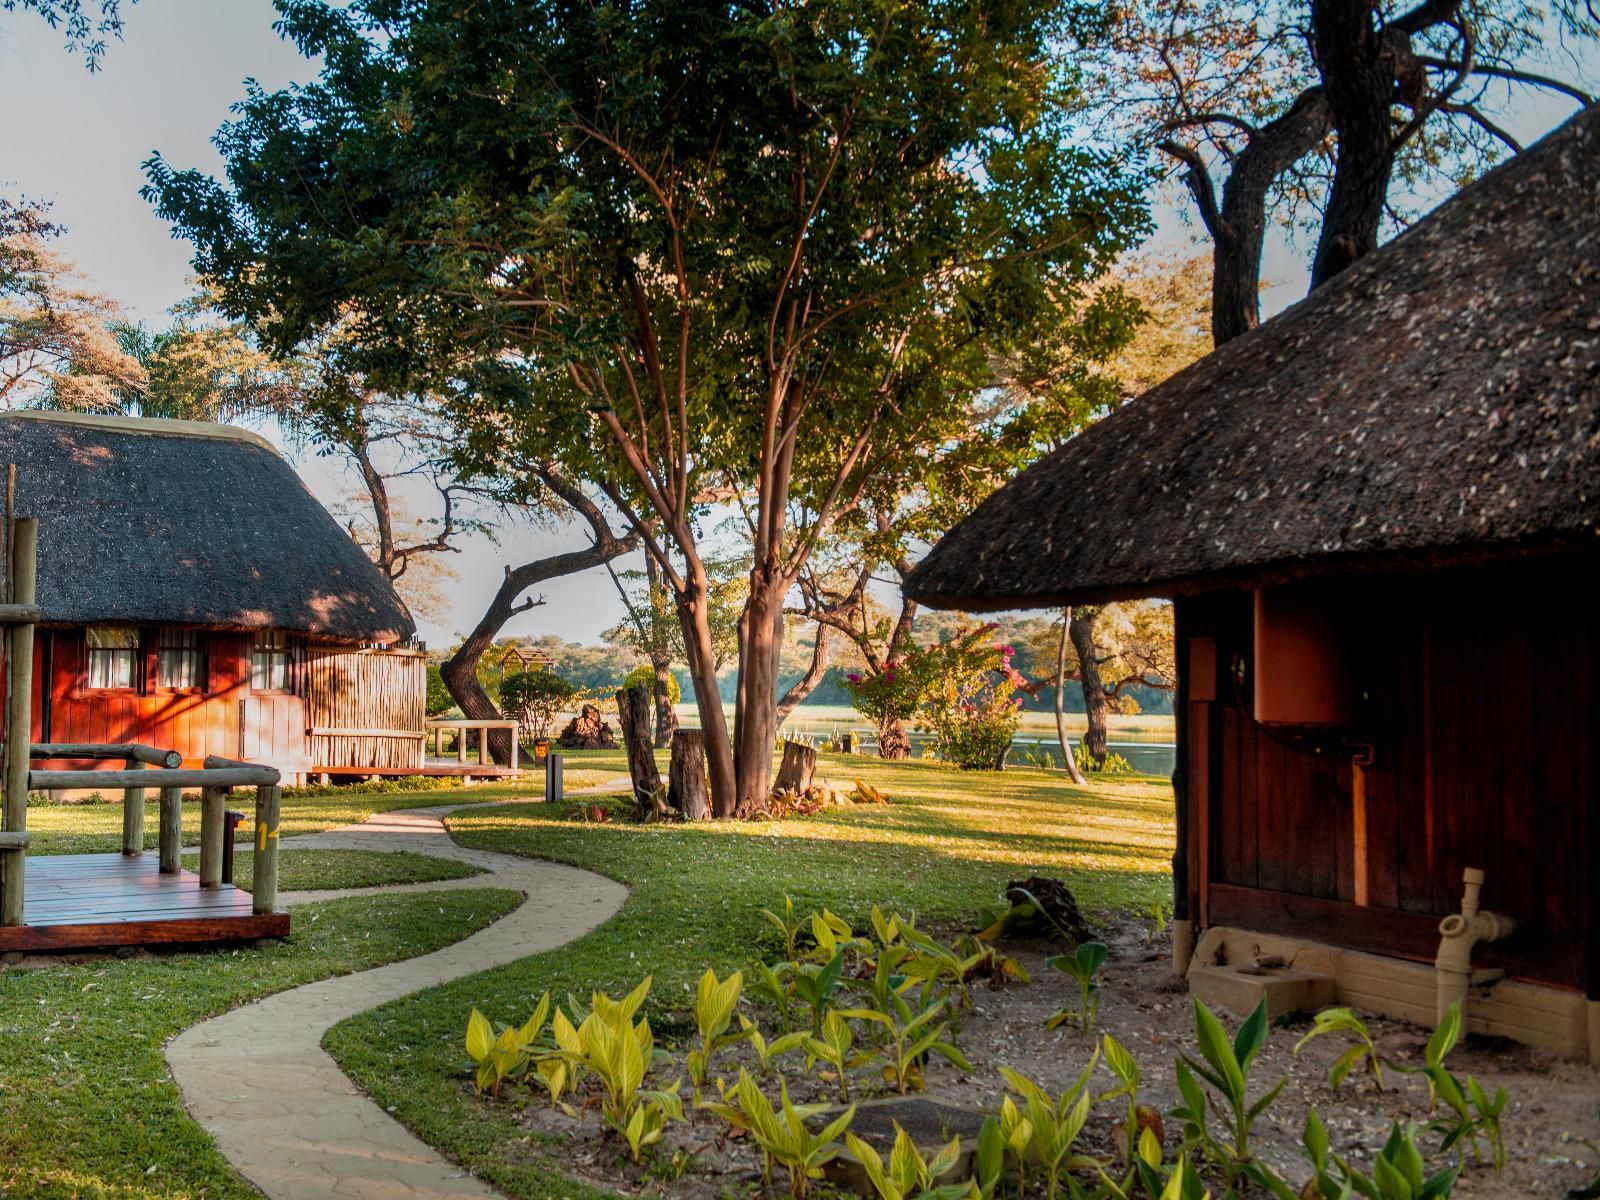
468,914,1600,1199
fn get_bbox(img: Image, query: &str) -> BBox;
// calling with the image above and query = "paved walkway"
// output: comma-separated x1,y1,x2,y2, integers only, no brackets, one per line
166,797,630,1200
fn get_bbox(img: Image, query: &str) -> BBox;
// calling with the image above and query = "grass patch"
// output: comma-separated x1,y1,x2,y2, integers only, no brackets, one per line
325,751,1173,1200
179,848,485,893
22,768,624,856
0,887,522,1200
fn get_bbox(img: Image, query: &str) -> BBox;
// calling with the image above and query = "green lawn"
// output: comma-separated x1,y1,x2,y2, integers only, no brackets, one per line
180,847,485,892
23,769,623,856
0,888,522,1200
326,751,1174,1200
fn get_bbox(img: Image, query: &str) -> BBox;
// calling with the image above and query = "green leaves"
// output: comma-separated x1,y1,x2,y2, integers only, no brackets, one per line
1045,941,1108,1032
1294,1007,1386,1092
845,1122,967,1200
687,967,749,1088
1175,999,1288,1190
462,991,552,1096
714,1069,855,1199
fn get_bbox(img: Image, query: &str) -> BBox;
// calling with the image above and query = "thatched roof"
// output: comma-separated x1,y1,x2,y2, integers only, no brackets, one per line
907,103,1600,611
2,411,415,643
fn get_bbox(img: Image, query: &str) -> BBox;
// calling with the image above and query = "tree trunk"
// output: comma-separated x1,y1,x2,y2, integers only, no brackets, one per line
668,729,709,820
773,740,817,796
1309,0,1401,287
775,623,831,727
439,471,636,764
674,562,737,818
1054,608,1089,785
1069,608,1108,764
617,683,661,817
732,572,787,813
876,717,911,760
651,658,677,748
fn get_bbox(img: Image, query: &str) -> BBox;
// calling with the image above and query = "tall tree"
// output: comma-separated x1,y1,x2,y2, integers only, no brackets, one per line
147,0,1148,815
1082,0,1597,343
2,0,129,68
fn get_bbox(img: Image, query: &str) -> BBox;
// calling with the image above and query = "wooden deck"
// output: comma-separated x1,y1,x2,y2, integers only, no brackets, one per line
0,853,290,952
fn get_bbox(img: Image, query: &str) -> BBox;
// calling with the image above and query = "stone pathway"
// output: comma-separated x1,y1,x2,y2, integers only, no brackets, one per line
166,796,630,1200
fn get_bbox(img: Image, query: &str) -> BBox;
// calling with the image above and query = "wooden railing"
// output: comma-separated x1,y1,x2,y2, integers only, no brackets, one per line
424,718,521,772
1,516,285,923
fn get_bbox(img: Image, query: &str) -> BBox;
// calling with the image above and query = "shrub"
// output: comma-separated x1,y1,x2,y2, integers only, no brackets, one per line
425,663,456,716
498,670,578,738
911,626,1025,770
622,663,680,705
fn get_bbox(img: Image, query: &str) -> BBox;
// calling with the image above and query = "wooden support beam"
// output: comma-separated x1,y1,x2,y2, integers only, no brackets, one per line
0,602,41,624
29,765,278,790
0,831,29,849
198,786,226,888
2,517,38,927
158,785,183,874
31,743,182,768
252,785,281,915
122,759,146,856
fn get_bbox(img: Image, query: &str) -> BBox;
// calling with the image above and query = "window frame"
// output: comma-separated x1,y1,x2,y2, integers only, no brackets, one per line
155,628,208,694
250,630,298,695
84,626,140,693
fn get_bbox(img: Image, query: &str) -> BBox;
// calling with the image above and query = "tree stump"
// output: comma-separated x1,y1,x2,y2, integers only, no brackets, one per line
773,740,817,796
668,729,710,820
617,684,661,816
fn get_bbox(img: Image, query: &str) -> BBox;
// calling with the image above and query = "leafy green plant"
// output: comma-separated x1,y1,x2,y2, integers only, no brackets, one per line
687,967,749,1088
711,1069,855,1198
464,992,551,1096
1395,1001,1507,1169
974,1116,1007,1200
844,1122,968,1200
998,1058,1101,1200
750,959,798,1031
792,951,847,1034
852,990,972,1095
809,908,870,965
1172,999,1286,1191
1100,1033,1164,1172
498,669,578,739
898,920,983,1012
1294,1007,1386,1092
1046,942,1109,1032
741,1014,808,1073
1299,1111,1460,1200
543,977,683,1160
761,894,807,963
800,1010,878,1102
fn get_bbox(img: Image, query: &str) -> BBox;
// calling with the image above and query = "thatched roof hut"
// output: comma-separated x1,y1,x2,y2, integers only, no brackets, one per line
1,410,413,643
906,103,1600,612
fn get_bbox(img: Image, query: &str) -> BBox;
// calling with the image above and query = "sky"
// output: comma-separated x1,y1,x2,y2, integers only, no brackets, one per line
1,1,1590,649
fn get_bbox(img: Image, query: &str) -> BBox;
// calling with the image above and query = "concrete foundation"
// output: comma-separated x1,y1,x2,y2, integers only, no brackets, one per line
1189,926,1595,1060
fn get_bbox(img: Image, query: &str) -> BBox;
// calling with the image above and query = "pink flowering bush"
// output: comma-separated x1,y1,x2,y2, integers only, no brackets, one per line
915,627,1026,769
841,656,927,759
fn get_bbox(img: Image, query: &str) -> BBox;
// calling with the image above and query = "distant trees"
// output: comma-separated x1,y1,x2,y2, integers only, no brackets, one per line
147,0,1149,815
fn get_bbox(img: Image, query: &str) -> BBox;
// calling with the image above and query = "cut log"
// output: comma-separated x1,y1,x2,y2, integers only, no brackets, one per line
668,729,710,820
773,740,817,796
616,684,661,816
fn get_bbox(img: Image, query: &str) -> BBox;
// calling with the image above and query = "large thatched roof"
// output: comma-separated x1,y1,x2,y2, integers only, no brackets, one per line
2,412,415,643
907,104,1600,611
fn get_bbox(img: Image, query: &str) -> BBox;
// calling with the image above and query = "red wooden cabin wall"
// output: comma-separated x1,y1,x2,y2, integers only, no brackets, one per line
1179,567,1593,991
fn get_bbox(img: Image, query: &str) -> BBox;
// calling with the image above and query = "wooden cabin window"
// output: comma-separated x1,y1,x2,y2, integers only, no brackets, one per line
86,627,138,690
251,631,295,692
157,629,207,691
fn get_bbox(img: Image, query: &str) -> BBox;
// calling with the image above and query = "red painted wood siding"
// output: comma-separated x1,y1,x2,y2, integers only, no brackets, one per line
30,628,311,780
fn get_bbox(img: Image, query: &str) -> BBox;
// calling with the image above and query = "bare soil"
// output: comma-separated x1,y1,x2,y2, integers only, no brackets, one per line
481,920,1600,1198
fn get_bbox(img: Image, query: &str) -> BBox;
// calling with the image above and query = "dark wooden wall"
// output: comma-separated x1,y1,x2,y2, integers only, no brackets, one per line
29,628,311,779
1180,567,1593,991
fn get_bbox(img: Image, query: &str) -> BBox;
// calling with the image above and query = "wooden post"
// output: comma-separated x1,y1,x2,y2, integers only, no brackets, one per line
457,725,467,764
668,729,710,820
617,684,660,812
198,785,226,888
773,740,817,796
252,784,281,914
2,517,38,927
158,785,183,874
121,758,146,856
510,726,519,773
